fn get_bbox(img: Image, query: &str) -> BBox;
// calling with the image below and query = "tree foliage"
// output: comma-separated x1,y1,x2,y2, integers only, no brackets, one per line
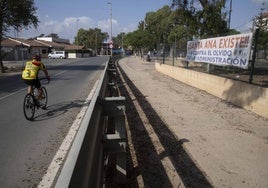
198,1,228,37
0,0,39,73
171,0,229,38
168,25,189,50
124,29,153,54
75,28,108,53
145,6,175,44
253,5,268,52
124,1,237,53
112,32,125,49
254,4,268,31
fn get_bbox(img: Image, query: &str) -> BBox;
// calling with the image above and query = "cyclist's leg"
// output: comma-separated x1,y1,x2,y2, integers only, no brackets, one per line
27,85,32,94
34,79,42,100
24,79,33,94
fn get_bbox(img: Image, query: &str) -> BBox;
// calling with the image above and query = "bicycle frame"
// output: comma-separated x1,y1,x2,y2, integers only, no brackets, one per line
23,78,49,120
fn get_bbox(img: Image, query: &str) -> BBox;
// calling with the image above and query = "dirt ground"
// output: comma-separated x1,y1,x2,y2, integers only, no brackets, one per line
113,56,268,188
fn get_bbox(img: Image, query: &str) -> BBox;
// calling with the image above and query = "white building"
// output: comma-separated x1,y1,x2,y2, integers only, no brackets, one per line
37,37,70,44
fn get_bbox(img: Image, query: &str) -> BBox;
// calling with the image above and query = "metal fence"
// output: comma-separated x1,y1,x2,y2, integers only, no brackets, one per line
152,34,268,88
54,56,127,188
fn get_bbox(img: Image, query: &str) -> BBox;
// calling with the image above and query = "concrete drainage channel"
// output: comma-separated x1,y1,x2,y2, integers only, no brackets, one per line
52,56,127,188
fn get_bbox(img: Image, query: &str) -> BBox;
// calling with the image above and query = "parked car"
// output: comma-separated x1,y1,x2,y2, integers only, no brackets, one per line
48,51,67,59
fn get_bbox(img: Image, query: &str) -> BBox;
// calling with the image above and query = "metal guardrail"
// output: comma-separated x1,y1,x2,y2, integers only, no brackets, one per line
54,56,126,188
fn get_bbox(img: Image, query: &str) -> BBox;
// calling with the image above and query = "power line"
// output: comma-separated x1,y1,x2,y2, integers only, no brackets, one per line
232,19,253,30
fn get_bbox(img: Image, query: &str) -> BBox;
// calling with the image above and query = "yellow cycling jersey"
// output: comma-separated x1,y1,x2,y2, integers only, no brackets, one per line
22,60,45,80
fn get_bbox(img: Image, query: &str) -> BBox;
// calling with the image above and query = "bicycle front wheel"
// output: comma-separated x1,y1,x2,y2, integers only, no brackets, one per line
39,86,48,109
23,93,35,120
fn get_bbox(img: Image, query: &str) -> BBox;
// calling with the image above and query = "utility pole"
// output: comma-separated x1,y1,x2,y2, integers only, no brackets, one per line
249,28,259,84
122,33,124,55
228,0,232,29
76,18,79,57
95,31,97,56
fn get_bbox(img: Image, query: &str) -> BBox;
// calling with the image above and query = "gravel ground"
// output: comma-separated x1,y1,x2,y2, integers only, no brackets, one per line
115,56,268,188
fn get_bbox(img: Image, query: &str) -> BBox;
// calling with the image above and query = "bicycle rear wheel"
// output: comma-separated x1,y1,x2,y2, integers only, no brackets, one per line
23,93,35,120
39,86,48,109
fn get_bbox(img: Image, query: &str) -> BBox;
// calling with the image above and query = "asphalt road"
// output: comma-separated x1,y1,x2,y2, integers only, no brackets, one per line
0,56,108,187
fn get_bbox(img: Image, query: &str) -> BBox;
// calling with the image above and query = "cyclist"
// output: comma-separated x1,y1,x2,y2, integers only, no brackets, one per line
22,55,50,103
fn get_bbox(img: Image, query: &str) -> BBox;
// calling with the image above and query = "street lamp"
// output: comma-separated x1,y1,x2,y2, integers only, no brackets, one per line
228,0,232,29
107,2,112,41
107,2,112,55
76,19,80,44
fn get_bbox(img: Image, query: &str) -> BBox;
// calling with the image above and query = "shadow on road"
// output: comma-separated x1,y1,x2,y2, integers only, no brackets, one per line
33,100,89,121
117,65,213,188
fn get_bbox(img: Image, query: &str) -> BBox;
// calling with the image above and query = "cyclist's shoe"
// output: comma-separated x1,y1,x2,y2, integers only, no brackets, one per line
35,101,41,108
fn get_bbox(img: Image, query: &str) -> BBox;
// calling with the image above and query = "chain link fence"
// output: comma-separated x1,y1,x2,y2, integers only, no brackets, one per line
152,37,268,88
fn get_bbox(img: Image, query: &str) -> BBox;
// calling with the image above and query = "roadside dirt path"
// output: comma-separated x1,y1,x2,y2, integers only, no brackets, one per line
117,56,268,188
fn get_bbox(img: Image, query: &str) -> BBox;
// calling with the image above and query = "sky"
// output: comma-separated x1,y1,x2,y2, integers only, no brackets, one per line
15,0,268,43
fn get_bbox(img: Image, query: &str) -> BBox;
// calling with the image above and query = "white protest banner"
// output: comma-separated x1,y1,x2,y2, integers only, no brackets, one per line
186,33,253,69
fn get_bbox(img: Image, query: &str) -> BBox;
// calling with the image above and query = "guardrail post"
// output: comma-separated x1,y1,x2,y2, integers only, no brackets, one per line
54,58,125,188
102,96,126,184
107,61,118,97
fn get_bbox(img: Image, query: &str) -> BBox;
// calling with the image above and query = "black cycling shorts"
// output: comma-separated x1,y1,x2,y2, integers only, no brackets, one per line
24,79,41,89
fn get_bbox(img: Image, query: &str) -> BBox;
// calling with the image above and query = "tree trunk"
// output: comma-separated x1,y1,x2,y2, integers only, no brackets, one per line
199,0,209,8
0,34,5,73
0,52,4,73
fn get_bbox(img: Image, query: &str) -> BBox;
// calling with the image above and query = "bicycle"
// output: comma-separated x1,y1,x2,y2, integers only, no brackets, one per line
23,78,49,120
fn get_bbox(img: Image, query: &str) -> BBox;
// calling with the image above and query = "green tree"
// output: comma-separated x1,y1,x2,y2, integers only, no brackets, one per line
0,0,39,73
168,24,190,52
253,5,268,57
93,28,108,54
171,0,229,38
75,28,108,54
227,29,240,35
198,1,228,37
145,5,174,44
124,29,153,56
258,30,268,52
254,4,268,31
74,28,87,46
125,1,234,56
113,32,125,49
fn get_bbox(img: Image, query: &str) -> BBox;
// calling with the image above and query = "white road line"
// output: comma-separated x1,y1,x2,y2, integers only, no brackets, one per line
53,70,67,77
0,71,67,101
0,88,26,100
37,79,99,188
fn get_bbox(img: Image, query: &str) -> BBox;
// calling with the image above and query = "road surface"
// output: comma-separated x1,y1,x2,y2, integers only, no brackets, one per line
0,56,108,187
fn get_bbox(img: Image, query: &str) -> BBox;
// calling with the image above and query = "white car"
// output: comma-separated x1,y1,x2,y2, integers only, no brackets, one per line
48,51,67,59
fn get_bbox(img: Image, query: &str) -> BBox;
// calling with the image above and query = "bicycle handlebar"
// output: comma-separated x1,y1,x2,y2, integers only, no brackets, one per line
39,77,50,84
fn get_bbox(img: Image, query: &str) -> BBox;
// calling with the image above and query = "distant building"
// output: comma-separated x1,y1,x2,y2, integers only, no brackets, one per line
1,37,90,60
261,12,268,31
261,12,268,19
100,42,111,55
254,12,268,31
1,38,49,61
37,36,70,44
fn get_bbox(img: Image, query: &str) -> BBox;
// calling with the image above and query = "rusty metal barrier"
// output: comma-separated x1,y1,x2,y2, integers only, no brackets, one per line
54,56,126,188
